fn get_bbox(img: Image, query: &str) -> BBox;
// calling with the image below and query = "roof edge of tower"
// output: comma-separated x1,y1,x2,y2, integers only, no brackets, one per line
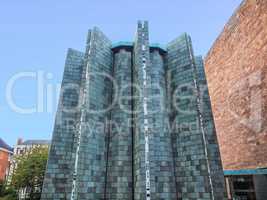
111,41,166,54
166,32,191,48
67,48,84,56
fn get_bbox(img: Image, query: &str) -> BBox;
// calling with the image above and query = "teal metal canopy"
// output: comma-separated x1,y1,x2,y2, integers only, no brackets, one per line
224,168,267,175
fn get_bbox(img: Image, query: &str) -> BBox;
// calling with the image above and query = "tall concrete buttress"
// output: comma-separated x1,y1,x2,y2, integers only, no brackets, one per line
41,48,84,200
133,20,177,200
132,21,151,200
194,56,225,199
41,21,225,200
166,34,225,200
75,28,113,199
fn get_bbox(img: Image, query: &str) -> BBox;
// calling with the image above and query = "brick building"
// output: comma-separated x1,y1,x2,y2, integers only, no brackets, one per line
205,0,267,199
0,138,13,182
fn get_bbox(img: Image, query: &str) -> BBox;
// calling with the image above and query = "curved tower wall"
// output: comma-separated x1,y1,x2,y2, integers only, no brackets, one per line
149,49,177,199
106,49,133,200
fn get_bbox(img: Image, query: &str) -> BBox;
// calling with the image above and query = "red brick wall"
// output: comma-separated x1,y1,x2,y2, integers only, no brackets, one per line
205,0,267,170
0,150,10,181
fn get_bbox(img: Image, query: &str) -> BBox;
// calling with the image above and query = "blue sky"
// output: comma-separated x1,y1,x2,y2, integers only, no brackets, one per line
0,0,242,146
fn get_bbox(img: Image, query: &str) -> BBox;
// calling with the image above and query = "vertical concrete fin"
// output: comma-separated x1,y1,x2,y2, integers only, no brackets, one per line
41,48,85,200
167,33,226,199
194,55,226,199
133,20,152,200
76,28,113,200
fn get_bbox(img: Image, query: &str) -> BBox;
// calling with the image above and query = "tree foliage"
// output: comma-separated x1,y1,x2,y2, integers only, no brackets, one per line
11,146,48,200
0,180,17,200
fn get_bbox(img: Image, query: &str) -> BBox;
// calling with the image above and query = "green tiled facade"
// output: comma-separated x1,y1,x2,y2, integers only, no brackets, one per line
194,56,225,200
41,48,84,199
132,21,151,200
106,49,133,200
76,28,113,199
41,21,225,200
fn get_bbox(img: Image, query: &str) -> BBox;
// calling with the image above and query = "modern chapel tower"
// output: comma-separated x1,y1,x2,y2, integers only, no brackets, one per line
41,21,225,200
